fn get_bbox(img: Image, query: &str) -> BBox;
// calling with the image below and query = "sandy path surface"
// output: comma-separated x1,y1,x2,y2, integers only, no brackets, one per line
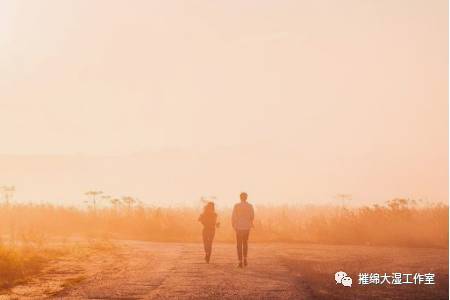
3,241,447,299
4,241,307,299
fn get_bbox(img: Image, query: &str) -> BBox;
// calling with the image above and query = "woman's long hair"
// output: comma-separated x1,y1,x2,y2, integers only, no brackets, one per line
203,202,216,215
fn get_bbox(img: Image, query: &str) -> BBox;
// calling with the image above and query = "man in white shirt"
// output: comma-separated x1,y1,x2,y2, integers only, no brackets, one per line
231,192,254,268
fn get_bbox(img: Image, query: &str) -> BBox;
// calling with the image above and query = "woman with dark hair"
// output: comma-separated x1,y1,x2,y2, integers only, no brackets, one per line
198,202,219,263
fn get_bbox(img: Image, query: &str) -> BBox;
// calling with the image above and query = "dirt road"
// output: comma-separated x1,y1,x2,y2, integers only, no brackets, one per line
4,241,448,299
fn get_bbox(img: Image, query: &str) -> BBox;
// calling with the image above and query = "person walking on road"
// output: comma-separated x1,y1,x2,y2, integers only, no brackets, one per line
232,192,254,268
198,201,219,263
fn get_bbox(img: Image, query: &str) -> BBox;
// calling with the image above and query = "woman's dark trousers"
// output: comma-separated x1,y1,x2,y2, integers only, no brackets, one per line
202,228,215,261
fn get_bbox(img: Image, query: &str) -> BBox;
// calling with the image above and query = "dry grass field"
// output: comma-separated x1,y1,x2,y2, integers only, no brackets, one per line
0,199,447,246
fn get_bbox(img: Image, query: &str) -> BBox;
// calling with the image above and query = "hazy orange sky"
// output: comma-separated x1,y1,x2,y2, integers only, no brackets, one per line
0,1,447,206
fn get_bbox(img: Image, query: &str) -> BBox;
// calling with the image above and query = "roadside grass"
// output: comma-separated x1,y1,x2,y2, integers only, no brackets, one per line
0,242,56,289
0,233,117,292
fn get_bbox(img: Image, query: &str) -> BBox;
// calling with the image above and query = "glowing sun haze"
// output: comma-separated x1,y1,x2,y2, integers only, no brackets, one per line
0,0,447,206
